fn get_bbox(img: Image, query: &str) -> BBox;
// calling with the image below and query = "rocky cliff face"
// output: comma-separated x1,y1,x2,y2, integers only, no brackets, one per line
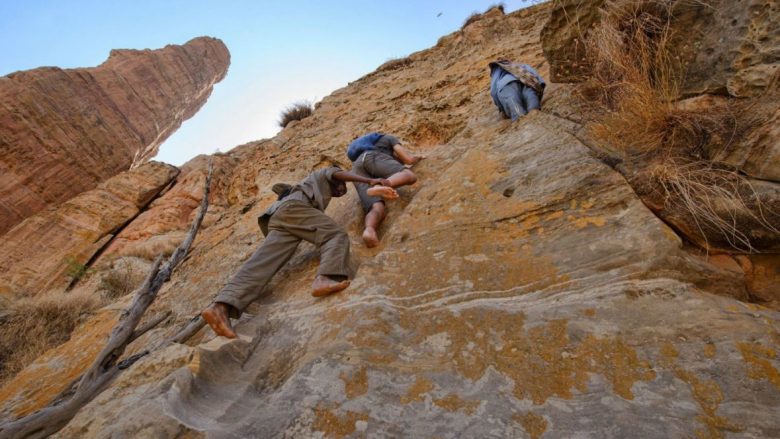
0,36,229,236
1,4,779,438
0,161,178,297
541,0,780,97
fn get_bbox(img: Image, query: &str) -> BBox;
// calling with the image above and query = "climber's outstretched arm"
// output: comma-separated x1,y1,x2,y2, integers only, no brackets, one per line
393,144,423,166
333,170,391,187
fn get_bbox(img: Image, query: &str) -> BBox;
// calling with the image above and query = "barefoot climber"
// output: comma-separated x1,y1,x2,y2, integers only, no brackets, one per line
349,134,422,247
202,166,397,338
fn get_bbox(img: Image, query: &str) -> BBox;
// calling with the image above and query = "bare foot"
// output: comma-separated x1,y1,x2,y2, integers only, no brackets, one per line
362,227,379,248
202,302,237,339
367,186,399,200
312,275,350,297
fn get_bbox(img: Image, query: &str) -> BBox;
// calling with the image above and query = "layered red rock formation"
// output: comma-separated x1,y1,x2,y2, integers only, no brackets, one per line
0,161,178,297
0,36,229,236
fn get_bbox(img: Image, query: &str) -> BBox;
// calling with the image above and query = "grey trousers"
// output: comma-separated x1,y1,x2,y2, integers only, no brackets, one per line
215,200,350,317
351,151,406,212
498,81,541,121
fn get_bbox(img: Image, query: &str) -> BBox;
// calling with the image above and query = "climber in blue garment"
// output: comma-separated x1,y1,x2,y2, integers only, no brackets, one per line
489,59,546,121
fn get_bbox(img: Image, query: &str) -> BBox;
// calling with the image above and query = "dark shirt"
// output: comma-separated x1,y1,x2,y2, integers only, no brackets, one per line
258,166,342,235
373,134,401,156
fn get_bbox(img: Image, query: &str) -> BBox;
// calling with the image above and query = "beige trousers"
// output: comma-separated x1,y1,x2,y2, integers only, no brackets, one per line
215,200,350,317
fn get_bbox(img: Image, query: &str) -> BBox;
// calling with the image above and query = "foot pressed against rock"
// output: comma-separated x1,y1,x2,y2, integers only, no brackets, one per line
367,186,399,200
362,227,380,248
312,275,350,297
202,302,238,339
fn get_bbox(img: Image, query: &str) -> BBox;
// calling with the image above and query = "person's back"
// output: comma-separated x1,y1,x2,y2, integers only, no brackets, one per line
202,167,395,339
348,133,421,247
488,60,546,121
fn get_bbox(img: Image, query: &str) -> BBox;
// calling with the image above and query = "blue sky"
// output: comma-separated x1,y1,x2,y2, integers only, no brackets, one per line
0,0,543,165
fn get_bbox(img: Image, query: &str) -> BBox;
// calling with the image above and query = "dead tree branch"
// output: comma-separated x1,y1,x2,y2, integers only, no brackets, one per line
0,161,213,439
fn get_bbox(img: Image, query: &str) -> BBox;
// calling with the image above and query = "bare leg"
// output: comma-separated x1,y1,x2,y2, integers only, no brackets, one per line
312,275,350,297
201,302,238,339
393,144,423,165
362,201,386,247
387,169,417,188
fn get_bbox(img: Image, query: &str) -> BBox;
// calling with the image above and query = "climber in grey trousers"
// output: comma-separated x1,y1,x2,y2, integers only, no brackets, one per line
202,166,397,339
489,59,546,120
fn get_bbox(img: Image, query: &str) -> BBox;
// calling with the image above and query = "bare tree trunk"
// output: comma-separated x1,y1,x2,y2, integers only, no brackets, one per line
0,162,213,439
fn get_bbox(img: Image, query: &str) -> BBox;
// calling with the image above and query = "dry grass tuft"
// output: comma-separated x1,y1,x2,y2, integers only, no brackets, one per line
99,259,146,300
0,290,101,385
582,0,774,252
278,101,314,128
462,3,505,29
648,160,779,252
583,0,681,155
119,235,182,261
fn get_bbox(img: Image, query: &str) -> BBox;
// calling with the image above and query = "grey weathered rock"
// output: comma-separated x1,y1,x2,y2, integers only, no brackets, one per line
54,113,779,439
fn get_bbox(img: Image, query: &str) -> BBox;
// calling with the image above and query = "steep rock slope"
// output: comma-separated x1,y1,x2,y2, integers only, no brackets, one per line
0,36,229,235
2,4,779,438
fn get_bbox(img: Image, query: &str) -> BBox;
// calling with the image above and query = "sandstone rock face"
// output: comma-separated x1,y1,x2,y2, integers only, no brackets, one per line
0,37,229,236
2,4,779,438
0,161,178,297
541,0,780,97
540,0,606,82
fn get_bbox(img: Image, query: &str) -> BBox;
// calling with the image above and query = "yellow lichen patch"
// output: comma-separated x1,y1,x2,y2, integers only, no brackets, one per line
401,376,434,404
514,412,548,439
432,393,479,415
339,366,369,399
313,405,369,439
544,211,564,221
580,199,595,209
738,342,780,389
577,335,656,400
395,310,655,406
674,368,742,438
660,342,679,360
660,342,741,438
386,226,567,296
569,215,607,229
703,343,717,359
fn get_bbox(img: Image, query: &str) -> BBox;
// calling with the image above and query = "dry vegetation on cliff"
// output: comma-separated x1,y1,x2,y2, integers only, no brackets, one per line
582,0,777,252
0,290,100,384
462,3,505,29
278,101,314,128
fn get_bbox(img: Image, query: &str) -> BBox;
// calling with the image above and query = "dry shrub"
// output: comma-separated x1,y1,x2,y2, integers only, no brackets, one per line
462,3,505,29
584,0,681,155
119,235,181,261
377,56,412,73
583,0,775,252
278,101,313,128
99,259,145,300
0,290,100,385
648,160,779,252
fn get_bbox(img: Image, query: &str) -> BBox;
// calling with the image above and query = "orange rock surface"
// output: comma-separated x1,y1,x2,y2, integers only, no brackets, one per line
0,161,178,296
0,37,229,235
